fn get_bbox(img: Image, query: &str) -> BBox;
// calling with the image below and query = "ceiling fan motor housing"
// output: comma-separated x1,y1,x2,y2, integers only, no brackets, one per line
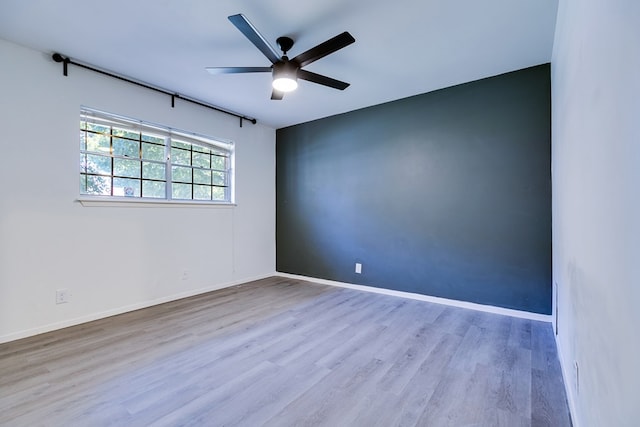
273,58,298,79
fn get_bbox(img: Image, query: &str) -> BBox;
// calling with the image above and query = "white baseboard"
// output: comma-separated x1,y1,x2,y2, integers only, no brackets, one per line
276,272,553,322
0,273,273,344
1,272,552,344
555,335,580,427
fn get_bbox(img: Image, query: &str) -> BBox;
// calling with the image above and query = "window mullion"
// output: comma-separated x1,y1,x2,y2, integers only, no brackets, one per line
165,136,172,200
110,126,114,196
210,151,214,201
191,145,194,200
138,132,143,197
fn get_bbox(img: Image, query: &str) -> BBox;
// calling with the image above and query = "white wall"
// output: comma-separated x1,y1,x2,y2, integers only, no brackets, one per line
552,1,640,425
0,39,276,343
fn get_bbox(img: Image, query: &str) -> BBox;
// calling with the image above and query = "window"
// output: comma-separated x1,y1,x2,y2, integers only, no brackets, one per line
79,108,234,203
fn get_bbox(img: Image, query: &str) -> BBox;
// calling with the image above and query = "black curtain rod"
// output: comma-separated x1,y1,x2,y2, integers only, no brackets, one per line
51,53,257,127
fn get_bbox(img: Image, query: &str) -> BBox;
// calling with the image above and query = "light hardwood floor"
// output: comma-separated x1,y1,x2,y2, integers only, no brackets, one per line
0,277,572,426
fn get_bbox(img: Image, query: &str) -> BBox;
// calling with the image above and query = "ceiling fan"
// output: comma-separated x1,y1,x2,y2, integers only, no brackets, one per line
206,14,355,100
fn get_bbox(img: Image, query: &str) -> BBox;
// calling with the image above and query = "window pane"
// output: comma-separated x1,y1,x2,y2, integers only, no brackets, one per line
142,180,165,198
142,134,164,144
171,147,191,166
86,132,110,153
193,169,211,185
142,142,164,161
212,171,226,186
194,185,211,200
86,123,109,134
172,165,191,183
80,153,87,173
80,175,86,194
113,137,139,158
172,183,192,199
80,131,86,150
112,128,140,140
193,145,211,154
114,158,141,178
86,154,111,175
212,186,226,201
192,152,210,168
143,162,165,180
172,140,190,150
83,174,111,195
211,155,226,170
113,177,141,197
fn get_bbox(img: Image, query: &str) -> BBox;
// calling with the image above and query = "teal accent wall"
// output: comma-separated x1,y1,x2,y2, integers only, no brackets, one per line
276,64,551,314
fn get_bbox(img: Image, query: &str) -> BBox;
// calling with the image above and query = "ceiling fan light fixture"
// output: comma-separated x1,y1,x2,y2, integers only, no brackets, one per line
272,61,298,92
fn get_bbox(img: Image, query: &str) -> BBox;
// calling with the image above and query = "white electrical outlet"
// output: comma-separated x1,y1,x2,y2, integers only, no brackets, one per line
355,263,362,274
55,289,71,304
181,270,189,281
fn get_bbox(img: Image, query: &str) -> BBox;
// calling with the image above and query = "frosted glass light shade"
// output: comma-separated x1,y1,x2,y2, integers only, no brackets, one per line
272,77,298,92
272,60,298,93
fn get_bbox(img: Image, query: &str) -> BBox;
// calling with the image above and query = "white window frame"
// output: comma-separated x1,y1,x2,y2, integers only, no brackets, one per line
78,107,235,206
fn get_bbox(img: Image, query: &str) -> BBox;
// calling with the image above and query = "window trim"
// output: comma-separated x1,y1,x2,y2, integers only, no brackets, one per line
76,196,237,208
79,107,235,205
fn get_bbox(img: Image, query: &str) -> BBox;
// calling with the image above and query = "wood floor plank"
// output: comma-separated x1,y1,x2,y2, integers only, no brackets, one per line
393,332,465,426
0,277,572,426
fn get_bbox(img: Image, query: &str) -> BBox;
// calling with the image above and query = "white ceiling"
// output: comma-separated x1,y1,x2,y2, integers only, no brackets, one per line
0,0,558,129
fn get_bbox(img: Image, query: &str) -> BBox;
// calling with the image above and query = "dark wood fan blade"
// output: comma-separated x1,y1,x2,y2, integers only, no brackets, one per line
206,66,272,74
292,32,355,68
228,14,281,64
271,89,284,100
298,69,350,90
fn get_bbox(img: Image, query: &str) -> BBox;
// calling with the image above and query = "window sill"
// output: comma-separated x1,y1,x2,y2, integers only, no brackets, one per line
77,197,236,208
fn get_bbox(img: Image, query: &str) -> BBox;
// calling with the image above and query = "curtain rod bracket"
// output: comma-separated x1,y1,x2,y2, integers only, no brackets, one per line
52,52,69,76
